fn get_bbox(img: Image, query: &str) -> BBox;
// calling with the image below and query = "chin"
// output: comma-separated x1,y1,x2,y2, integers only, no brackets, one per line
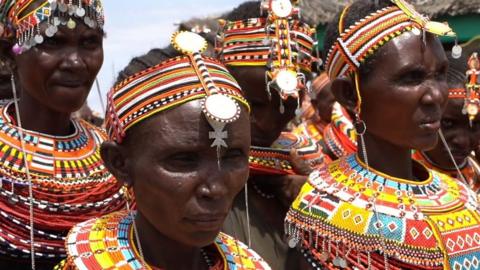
411,135,439,151
186,230,221,248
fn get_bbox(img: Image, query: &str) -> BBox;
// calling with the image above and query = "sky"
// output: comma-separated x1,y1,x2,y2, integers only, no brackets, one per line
88,0,246,112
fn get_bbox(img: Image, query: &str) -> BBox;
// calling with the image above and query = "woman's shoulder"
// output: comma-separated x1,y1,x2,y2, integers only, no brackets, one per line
216,232,272,270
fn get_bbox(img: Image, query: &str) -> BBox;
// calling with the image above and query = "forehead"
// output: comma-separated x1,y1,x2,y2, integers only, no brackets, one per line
371,31,447,73
124,99,250,148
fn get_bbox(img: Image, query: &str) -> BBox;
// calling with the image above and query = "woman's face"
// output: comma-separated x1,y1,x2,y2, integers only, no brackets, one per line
228,66,299,147
109,100,251,247
359,32,449,150
425,98,480,167
14,20,104,113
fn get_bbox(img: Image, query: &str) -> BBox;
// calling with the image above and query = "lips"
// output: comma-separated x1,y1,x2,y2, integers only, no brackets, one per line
184,213,226,231
54,79,86,88
419,119,441,132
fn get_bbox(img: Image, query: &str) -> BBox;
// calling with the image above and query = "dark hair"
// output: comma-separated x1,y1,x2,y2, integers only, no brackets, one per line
446,52,468,88
323,0,394,79
224,1,263,21
115,46,181,85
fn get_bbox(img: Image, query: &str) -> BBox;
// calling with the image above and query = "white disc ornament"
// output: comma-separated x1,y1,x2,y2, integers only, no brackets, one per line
271,0,293,18
172,31,207,54
204,94,240,123
467,103,479,116
276,70,298,95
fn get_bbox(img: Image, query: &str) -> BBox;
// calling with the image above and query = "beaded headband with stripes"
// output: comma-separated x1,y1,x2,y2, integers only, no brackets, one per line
325,0,456,114
105,31,249,162
216,0,316,107
450,53,480,125
0,0,104,54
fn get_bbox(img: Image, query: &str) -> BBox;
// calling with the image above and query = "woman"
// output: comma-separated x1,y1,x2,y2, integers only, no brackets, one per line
0,0,124,269
58,31,271,270
286,0,480,269
414,52,480,193
216,1,321,269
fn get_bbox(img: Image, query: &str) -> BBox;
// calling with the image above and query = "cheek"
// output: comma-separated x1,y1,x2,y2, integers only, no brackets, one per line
16,54,55,94
84,49,104,75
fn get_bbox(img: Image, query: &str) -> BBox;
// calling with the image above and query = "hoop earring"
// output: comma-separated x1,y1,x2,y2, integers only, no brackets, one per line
244,182,252,247
353,113,390,270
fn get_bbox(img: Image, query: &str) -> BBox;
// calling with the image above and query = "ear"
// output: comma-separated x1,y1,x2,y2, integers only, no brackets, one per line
330,76,357,116
100,141,133,187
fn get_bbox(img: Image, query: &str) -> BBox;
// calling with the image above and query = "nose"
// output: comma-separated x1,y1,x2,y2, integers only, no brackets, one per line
420,80,447,108
60,49,86,70
196,161,229,201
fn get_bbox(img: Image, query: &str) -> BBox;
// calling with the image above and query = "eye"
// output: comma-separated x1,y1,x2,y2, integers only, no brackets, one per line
441,118,454,129
81,35,102,49
164,152,199,172
400,69,427,85
38,36,61,50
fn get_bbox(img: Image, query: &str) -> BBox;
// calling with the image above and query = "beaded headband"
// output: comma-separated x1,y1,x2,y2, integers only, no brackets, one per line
325,0,456,114
216,0,316,105
106,32,249,159
451,53,480,125
0,0,104,54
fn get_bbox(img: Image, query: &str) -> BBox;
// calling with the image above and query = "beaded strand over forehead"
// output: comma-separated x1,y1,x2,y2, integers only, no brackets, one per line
0,0,104,53
105,32,250,151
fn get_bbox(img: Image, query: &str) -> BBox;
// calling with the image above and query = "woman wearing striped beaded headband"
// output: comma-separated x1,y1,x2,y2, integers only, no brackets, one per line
57,35,272,269
0,0,124,269
285,0,480,269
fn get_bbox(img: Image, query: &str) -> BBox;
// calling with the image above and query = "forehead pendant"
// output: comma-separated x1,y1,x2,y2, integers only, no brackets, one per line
261,0,305,114
172,31,241,168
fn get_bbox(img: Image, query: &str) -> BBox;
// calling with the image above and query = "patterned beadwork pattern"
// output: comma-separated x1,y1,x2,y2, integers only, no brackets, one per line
249,132,324,175
0,102,124,260
286,154,480,269
59,211,271,270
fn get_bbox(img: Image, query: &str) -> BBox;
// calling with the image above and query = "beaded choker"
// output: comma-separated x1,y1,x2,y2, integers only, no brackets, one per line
249,132,323,175
216,0,315,102
0,101,124,260
59,211,272,270
286,154,480,270
0,0,104,53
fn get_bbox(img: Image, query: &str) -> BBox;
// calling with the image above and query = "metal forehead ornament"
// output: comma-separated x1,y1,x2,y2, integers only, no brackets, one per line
172,31,241,165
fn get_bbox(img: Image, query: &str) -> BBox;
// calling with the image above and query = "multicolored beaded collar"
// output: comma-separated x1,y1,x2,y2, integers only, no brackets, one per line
326,0,456,114
58,211,272,270
413,150,480,194
449,53,480,125
106,32,249,162
286,154,480,270
216,0,315,104
0,101,124,260
249,132,323,175
0,0,104,53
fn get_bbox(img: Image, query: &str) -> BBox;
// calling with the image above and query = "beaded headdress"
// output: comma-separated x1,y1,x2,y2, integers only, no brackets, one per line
216,0,316,112
0,0,104,54
325,0,457,114
106,32,249,159
449,52,480,125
